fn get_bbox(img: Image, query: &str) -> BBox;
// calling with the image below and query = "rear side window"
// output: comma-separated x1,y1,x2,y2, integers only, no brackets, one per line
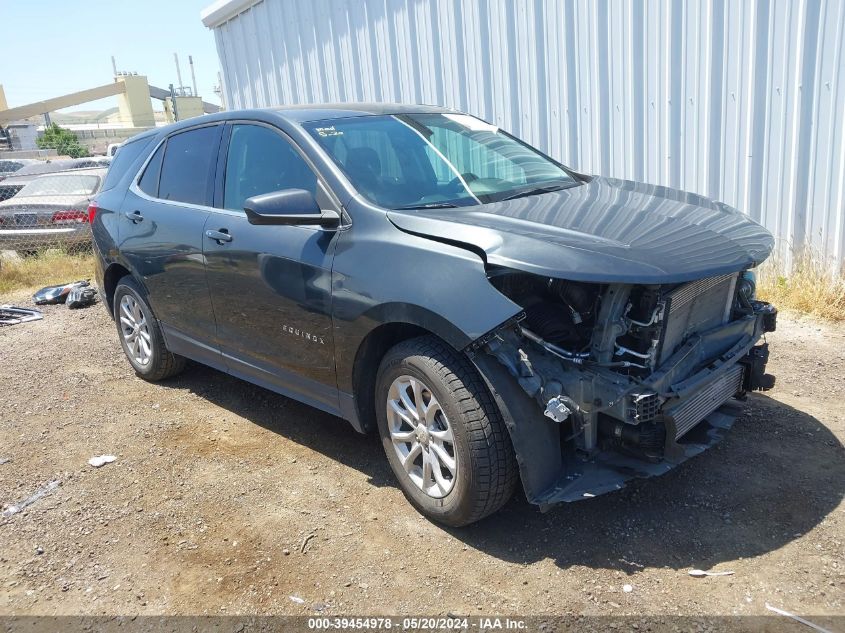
158,126,220,205
102,137,152,191
138,143,165,197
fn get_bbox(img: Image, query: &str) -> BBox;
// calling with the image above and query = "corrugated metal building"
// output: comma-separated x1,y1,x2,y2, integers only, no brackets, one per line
202,0,845,267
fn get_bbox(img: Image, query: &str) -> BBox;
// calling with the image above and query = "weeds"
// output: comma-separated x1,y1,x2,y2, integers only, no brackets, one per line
0,250,95,298
756,249,845,321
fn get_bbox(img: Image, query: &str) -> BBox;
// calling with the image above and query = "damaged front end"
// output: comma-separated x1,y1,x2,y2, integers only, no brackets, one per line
470,267,777,508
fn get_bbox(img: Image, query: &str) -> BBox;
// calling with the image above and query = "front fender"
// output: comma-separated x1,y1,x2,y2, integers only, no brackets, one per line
331,211,522,393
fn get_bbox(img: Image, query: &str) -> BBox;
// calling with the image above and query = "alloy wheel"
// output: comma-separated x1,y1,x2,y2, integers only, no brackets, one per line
119,295,152,366
386,375,458,498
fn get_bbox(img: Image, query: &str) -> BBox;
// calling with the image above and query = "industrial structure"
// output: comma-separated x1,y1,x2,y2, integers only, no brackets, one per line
0,59,221,155
202,0,845,268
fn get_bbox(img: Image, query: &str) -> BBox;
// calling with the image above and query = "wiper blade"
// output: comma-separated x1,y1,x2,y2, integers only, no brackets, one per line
500,183,572,201
393,202,460,210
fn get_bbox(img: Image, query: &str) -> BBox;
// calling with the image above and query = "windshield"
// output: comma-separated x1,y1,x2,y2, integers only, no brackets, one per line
304,113,577,209
19,174,100,197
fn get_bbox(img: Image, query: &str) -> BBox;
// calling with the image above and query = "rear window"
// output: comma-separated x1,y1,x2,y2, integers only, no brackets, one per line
157,126,220,205
101,137,153,191
0,161,24,174
20,174,100,196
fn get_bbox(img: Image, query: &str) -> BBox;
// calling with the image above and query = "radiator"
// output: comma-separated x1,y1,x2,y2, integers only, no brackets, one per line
658,273,738,364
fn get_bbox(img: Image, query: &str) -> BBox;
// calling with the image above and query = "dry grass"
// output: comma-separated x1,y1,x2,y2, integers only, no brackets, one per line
757,250,845,322
0,251,95,299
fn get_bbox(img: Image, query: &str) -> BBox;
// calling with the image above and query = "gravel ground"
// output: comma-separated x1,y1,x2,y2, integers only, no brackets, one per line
0,292,843,620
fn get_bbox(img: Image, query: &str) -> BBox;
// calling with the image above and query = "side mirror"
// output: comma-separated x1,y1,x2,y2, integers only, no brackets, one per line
243,189,340,227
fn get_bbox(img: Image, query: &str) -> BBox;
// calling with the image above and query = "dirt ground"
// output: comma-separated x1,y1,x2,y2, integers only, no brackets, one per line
0,290,843,621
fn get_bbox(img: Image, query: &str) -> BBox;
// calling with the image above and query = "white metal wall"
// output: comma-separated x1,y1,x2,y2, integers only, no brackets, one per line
206,0,845,265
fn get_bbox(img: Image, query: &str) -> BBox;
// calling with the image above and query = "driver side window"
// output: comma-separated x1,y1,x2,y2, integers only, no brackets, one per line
223,124,317,212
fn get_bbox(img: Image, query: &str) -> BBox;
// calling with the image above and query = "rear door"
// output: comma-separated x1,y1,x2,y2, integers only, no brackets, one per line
119,123,224,369
203,121,342,414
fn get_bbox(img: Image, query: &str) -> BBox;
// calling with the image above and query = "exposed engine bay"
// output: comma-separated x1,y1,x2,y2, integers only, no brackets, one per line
474,266,777,506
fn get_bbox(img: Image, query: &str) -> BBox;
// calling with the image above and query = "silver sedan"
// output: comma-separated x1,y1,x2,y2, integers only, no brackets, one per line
0,167,106,252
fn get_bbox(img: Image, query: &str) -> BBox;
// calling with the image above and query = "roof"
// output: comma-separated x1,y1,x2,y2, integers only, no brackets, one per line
268,102,457,123
132,103,462,140
34,167,107,177
2,166,107,186
201,0,261,28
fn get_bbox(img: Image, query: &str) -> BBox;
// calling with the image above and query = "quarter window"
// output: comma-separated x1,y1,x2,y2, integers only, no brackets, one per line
138,143,165,197
223,124,317,211
157,126,219,205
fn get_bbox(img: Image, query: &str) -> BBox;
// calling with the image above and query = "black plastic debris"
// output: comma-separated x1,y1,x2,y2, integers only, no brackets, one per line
0,305,43,326
33,280,89,305
66,285,97,309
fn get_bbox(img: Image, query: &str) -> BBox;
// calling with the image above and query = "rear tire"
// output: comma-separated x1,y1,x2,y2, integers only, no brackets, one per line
375,336,517,526
113,276,185,381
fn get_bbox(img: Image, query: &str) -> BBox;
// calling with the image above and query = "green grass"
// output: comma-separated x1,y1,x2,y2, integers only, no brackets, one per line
0,251,95,298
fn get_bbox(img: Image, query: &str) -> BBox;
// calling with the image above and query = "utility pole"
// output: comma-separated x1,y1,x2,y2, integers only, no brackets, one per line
111,56,118,77
173,53,184,95
188,56,198,97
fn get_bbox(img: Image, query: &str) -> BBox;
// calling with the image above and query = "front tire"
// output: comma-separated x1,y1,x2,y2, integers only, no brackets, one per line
113,276,185,381
375,336,517,526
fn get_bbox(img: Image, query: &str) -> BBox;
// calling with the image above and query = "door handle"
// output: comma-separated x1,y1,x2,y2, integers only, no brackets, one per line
124,210,144,223
205,229,233,244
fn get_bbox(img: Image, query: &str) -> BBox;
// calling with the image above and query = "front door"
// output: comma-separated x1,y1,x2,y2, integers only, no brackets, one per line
119,123,223,369
203,122,341,414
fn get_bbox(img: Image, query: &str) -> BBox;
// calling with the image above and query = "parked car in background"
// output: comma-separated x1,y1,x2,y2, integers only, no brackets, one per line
0,157,111,202
0,158,38,182
93,105,777,526
0,167,106,253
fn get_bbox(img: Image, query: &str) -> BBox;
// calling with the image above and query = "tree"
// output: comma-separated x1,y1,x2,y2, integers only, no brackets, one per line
37,123,89,158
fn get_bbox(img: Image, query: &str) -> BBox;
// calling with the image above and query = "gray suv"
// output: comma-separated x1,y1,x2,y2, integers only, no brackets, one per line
93,104,777,526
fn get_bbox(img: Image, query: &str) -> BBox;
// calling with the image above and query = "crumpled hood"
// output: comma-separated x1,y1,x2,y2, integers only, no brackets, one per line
387,177,774,283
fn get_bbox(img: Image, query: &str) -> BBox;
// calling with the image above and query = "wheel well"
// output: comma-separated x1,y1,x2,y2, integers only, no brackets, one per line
351,322,438,433
103,263,131,314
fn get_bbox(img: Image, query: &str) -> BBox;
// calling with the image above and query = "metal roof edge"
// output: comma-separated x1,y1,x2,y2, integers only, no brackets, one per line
201,0,261,28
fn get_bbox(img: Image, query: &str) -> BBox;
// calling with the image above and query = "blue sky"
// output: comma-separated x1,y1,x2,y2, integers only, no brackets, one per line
1,0,221,112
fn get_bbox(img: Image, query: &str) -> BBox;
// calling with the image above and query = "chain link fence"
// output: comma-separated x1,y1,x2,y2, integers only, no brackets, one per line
0,156,110,255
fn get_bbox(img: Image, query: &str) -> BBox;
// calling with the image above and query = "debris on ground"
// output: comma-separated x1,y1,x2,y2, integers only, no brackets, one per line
300,532,317,554
87,455,117,468
622,584,633,593
765,603,833,633
289,595,305,604
688,569,735,577
1,480,61,518
33,280,89,305
66,285,98,309
0,457,11,465
0,305,43,326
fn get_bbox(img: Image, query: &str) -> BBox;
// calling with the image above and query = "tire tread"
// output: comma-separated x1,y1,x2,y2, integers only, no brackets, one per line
383,336,518,525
